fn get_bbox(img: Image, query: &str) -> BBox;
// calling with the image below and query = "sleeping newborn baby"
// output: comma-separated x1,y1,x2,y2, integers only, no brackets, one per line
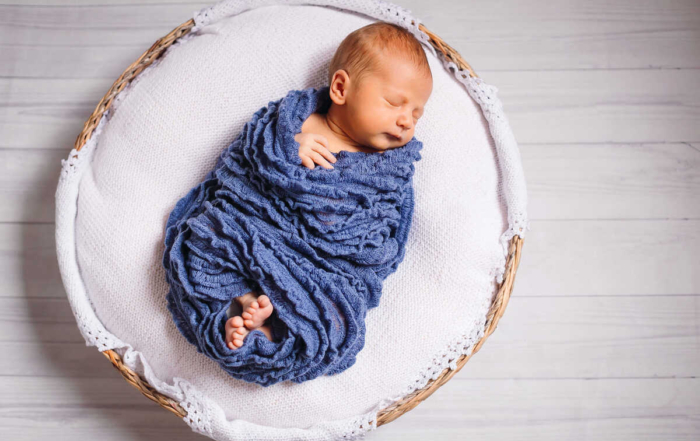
224,21,433,350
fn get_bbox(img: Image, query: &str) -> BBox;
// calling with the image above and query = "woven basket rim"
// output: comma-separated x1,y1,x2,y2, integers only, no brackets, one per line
72,13,524,433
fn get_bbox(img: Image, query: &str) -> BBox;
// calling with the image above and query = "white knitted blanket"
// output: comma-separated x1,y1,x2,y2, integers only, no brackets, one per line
54,1,529,440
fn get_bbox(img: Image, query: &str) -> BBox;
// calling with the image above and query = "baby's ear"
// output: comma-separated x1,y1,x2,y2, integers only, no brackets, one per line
328,72,350,104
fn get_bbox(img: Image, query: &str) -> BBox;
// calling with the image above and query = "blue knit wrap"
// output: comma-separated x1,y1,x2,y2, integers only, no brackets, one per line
162,86,423,386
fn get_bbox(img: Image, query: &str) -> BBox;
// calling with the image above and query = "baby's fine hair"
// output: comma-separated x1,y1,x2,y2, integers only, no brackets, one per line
327,21,432,87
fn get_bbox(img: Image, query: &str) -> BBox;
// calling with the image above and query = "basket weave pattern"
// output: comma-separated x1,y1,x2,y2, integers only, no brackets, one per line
73,17,524,429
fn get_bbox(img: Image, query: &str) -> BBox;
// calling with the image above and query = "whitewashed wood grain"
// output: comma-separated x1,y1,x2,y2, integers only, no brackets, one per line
417,0,700,71
0,149,64,223
0,223,64,299
0,78,112,150
0,378,199,441
1,0,699,440
368,378,700,440
0,4,206,80
0,376,697,440
2,68,699,151
517,220,700,297
521,143,700,220
489,69,700,144
0,0,202,4
1,0,698,77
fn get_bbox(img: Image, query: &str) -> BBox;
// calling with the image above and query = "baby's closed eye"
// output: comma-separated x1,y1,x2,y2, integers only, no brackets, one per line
384,98,422,121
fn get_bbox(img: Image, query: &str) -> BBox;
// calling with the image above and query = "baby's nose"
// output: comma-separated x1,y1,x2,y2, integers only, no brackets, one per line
398,115,413,130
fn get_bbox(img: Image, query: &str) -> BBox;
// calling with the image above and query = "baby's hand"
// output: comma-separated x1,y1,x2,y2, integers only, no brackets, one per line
295,132,337,170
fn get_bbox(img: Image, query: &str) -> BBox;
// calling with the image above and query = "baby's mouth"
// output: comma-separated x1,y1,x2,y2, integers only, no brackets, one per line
386,132,402,141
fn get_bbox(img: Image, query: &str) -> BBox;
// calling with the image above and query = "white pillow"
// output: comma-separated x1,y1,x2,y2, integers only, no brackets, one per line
55,1,529,440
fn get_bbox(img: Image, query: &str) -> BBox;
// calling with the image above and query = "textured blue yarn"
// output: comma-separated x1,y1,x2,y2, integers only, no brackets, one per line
162,86,423,387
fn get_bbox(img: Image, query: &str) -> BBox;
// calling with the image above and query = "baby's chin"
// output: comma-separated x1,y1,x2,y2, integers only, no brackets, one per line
354,134,408,153
368,135,407,151
365,143,395,153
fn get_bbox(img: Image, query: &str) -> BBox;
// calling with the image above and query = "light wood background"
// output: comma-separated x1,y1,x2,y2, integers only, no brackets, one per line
1,0,699,440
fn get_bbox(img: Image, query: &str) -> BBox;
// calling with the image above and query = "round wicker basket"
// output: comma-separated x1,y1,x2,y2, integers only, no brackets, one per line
72,16,524,431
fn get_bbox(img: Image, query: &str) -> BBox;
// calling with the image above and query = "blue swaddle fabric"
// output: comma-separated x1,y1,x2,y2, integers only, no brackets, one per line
162,85,423,386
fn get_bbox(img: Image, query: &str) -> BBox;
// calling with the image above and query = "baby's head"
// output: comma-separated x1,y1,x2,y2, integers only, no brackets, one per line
326,22,433,151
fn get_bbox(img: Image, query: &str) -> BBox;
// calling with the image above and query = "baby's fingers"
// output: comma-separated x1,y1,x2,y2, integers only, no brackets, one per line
312,143,337,164
312,133,330,148
300,154,316,170
309,151,334,170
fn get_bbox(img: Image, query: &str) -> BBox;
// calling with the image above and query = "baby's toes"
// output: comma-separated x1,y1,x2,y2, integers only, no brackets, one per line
225,315,243,333
231,328,247,348
228,327,248,350
257,295,271,308
225,328,237,349
225,316,248,350
226,333,237,349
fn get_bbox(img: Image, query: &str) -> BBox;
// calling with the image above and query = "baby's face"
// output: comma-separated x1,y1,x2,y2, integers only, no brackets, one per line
341,53,432,151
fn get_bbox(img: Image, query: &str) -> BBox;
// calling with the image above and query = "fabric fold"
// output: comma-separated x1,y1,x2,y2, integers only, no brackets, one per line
162,85,422,386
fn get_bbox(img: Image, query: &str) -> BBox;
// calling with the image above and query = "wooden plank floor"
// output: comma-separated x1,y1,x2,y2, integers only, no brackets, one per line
1,0,698,440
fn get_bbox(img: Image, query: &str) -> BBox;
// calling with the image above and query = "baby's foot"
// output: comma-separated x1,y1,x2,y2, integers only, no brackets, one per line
240,295,274,329
224,315,249,350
